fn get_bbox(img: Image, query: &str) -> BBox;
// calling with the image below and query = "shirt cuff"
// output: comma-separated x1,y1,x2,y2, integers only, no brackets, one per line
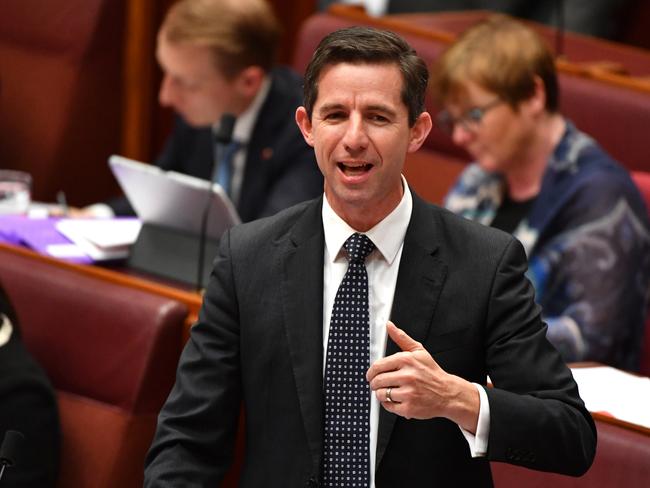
459,383,490,457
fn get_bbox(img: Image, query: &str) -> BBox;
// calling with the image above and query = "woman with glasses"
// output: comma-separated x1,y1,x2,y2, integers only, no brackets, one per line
432,15,650,372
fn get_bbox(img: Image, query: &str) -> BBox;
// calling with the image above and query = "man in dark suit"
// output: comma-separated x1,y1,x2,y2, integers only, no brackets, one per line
144,27,596,487
100,0,322,222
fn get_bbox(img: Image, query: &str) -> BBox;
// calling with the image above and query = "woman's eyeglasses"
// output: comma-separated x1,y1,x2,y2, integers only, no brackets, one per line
436,99,503,135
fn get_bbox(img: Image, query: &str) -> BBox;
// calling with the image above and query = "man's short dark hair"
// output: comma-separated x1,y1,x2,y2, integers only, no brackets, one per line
303,27,429,126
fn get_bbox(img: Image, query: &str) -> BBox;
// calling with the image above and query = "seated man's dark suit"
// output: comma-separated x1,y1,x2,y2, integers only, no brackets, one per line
0,283,60,487
144,192,596,487
109,67,323,222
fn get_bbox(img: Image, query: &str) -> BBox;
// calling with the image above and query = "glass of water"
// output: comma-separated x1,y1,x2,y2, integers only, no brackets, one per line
0,170,31,215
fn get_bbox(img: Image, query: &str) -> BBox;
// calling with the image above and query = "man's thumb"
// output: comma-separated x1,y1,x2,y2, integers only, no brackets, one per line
387,321,421,352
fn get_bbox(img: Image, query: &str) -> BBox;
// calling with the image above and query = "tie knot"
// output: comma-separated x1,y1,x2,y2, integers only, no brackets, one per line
344,233,375,263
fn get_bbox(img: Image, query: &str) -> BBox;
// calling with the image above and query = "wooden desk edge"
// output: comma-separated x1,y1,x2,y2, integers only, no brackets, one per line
0,242,202,338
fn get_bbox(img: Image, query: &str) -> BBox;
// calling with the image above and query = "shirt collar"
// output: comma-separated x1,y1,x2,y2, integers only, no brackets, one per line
322,175,413,265
212,75,272,145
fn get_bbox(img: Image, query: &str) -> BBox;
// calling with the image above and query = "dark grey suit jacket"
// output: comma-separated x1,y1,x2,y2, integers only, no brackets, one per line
109,67,323,223
144,193,596,487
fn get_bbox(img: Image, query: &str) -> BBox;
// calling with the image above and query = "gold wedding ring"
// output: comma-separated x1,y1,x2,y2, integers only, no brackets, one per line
386,387,394,403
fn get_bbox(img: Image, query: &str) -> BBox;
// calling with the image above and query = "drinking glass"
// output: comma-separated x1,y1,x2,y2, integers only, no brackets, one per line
0,170,32,215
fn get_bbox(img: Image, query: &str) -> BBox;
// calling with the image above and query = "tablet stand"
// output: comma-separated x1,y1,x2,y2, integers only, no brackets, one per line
128,223,219,287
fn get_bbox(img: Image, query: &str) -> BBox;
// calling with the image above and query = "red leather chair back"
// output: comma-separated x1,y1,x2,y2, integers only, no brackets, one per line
0,0,125,204
0,245,188,488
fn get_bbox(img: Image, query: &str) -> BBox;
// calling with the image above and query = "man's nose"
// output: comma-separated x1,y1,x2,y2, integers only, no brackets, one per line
342,115,369,152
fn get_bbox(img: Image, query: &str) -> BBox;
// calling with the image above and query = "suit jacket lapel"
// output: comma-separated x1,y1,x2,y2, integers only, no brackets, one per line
279,198,325,473
376,194,448,468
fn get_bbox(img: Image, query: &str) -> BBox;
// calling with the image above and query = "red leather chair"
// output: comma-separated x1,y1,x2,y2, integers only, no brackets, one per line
0,244,188,488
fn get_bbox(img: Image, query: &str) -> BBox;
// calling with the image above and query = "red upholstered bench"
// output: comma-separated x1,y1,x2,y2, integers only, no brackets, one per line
0,244,188,488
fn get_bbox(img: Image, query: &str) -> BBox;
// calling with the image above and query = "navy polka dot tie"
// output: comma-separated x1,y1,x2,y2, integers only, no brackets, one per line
323,233,375,488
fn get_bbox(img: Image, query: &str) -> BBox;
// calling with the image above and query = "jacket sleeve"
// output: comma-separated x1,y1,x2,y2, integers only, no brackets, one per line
144,229,242,487
484,237,597,476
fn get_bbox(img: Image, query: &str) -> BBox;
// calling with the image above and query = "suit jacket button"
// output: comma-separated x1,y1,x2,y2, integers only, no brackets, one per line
307,476,319,487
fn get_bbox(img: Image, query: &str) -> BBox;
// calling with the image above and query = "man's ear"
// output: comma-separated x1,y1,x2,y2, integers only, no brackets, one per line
407,112,433,153
234,66,265,99
295,106,315,147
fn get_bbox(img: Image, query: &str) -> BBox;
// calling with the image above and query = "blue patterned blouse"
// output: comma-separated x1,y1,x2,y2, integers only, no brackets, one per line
445,121,650,371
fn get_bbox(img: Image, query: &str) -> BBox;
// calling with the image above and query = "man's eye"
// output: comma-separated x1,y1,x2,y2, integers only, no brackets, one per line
325,112,345,120
370,114,389,123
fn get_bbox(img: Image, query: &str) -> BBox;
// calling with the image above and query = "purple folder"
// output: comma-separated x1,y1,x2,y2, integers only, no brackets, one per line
0,216,92,264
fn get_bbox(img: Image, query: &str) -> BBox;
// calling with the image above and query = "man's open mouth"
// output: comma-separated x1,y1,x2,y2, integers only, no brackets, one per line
337,162,372,176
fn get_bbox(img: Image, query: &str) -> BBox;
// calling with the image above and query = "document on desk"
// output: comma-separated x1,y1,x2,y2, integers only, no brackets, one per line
570,365,650,429
55,218,142,261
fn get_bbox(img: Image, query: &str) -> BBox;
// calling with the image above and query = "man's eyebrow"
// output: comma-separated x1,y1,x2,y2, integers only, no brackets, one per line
317,103,347,114
365,104,398,117
317,103,398,117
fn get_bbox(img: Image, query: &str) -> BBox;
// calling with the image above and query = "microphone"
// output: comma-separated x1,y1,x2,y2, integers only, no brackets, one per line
0,430,24,482
197,113,237,291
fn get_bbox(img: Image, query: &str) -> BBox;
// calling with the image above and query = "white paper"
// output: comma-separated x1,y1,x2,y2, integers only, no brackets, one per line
45,243,88,258
55,218,141,260
570,366,650,429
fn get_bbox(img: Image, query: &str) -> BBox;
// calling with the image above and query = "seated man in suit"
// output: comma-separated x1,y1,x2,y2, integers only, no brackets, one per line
87,0,323,223
434,15,650,372
0,281,60,487
144,26,596,487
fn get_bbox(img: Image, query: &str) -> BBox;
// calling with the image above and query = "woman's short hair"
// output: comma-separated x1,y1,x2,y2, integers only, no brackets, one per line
160,0,281,79
431,15,559,112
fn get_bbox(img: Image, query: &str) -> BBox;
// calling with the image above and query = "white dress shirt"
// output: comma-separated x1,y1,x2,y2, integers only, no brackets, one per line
321,177,489,487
